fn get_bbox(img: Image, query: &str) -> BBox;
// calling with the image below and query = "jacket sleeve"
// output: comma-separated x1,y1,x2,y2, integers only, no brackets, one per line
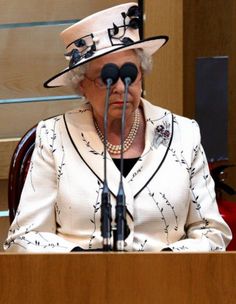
4,120,77,252
166,120,232,252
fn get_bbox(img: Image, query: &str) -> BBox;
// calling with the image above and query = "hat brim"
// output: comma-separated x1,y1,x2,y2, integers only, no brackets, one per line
44,35,168,88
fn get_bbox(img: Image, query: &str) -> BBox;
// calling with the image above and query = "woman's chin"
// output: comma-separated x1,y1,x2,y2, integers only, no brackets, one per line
108,105,134,119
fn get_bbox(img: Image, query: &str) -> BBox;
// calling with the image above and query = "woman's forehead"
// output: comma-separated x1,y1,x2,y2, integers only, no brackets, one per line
87,50,140,72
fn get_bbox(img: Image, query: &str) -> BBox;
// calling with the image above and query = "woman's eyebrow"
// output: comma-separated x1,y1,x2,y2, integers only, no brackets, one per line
86,67,102,76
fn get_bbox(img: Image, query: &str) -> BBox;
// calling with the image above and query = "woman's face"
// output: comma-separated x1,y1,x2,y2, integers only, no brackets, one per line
78,50,142,122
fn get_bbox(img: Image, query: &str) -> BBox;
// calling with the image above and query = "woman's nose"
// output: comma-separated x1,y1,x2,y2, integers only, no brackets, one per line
112,77,125,93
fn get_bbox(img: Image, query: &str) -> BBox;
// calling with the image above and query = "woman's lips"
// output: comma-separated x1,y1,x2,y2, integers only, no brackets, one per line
111,100,131,105
111,101,124,105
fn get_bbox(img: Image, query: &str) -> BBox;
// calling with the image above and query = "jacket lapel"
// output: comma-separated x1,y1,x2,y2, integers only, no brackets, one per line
63,99,173,217
125,99,173,198
63,101,133,203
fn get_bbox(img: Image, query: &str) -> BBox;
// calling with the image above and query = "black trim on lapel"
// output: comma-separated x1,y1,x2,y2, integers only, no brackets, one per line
133,113,174,199
63,113,134,221
62,113,117,193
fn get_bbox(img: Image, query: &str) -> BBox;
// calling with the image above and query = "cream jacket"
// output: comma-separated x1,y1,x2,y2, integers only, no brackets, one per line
4,99,232,252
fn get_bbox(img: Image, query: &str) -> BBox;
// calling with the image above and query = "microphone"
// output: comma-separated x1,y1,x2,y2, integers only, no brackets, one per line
115,62,138,251
100,63,119,251
101,63,120,87
119,62,138,87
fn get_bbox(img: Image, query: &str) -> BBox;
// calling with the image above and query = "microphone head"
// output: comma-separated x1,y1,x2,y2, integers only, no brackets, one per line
120,62,138,84
101,63,119,85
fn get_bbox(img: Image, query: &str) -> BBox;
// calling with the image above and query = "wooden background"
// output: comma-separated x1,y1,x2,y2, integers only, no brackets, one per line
0,0,122,140
0,0,236,250
182,0,236,201
145,0,236,201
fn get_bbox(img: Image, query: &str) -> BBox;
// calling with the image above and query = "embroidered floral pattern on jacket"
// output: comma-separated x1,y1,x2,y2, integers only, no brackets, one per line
159,192,178,231
138,239,147,252
147,187,170,244
172,118,213,232
4,209,66,251
89,180,103,249
50,117,60,153
179,148,207,222
29,161,35,192
55,202,62,227
5,231,68,251
57,145,65,186
38,123,47,160
68,106,91,114
128,164,143,182
81,132,104,157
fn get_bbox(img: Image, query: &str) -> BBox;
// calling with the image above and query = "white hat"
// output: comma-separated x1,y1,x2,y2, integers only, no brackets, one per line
44,2,168,88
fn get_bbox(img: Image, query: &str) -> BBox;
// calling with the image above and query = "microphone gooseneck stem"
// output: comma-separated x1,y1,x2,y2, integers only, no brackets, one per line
120,78,131,183
101,78,112,251
104,78,112,186
100,63,119,251
115,77,131,251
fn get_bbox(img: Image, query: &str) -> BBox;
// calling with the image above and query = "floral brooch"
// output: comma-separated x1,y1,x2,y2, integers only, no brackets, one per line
153,121,171,148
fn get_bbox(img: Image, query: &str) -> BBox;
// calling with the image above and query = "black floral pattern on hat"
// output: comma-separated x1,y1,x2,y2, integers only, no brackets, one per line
64,5,141,67
64,34,97,68
108,5,141,46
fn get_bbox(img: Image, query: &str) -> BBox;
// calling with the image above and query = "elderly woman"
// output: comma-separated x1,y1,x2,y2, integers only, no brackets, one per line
4,2,231,252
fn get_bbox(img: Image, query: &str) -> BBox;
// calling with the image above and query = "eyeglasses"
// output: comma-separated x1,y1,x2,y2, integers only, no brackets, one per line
84,67,142,89
84,75,108,89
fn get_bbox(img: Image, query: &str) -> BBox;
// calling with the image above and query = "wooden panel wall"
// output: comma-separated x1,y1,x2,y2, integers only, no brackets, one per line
0,0,123,23
183,0,236,201
144,0,183,115
0,0,122,102
144,1,236,201
0,100,81,138
0,25,72,99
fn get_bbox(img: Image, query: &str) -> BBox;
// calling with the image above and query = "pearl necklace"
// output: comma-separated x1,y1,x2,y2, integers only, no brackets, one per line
94,110,140,154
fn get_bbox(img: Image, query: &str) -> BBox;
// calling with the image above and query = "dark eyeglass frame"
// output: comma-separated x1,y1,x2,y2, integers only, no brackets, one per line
84,67,142,89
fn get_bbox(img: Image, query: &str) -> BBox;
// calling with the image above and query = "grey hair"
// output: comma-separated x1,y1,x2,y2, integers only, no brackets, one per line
135,48,153,74
65,48,152,94
64,63,89,90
